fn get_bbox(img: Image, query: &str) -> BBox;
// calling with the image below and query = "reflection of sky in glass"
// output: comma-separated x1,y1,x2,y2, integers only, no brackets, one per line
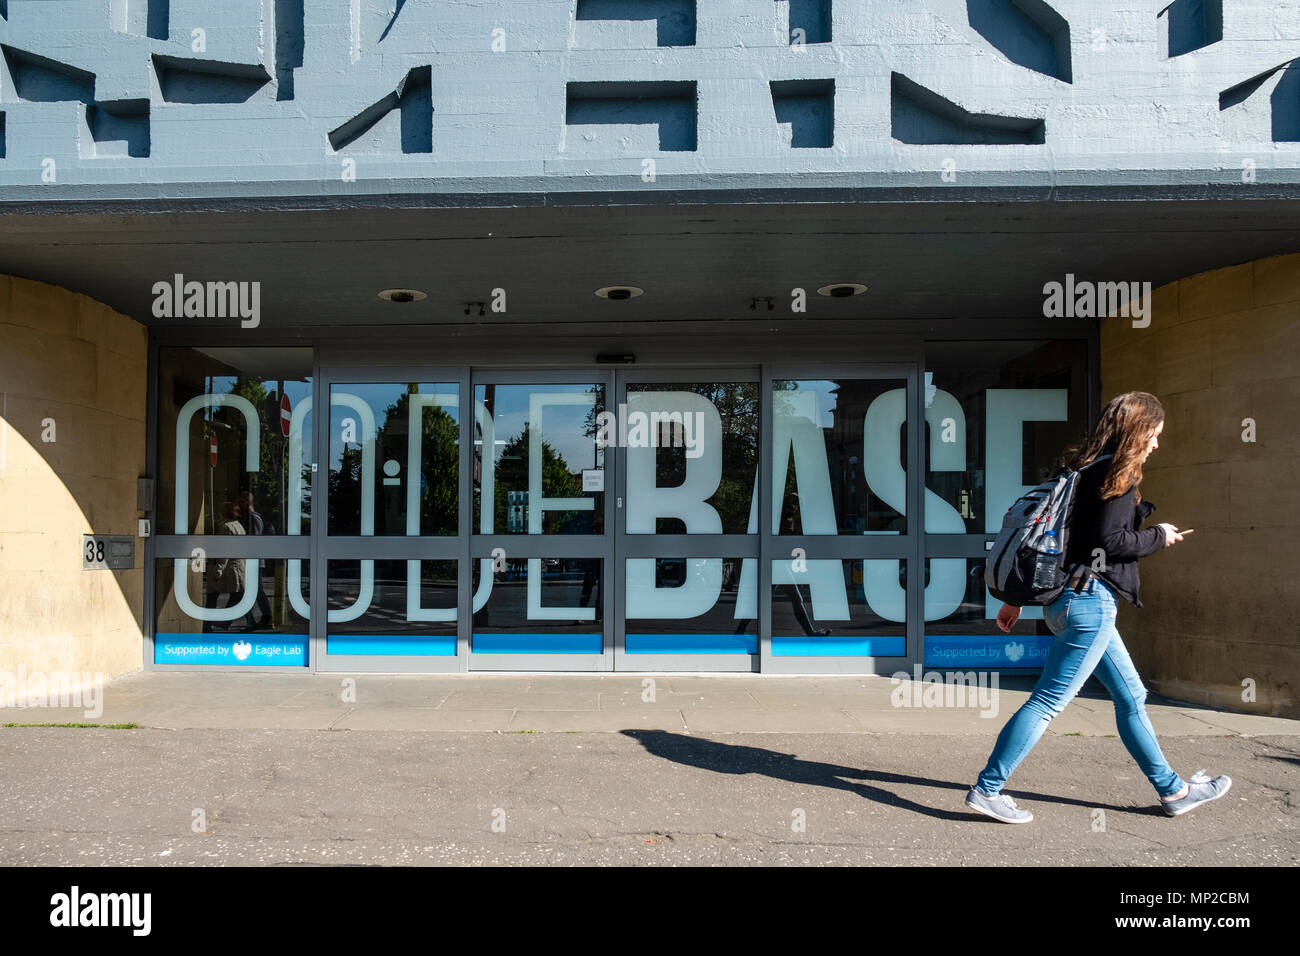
477,385,600,477
210,376,312,407
208,376,315,454
326,383,459,470
776,380,838,429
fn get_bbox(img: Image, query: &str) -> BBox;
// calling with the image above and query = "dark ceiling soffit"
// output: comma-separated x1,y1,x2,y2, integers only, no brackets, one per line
3,181,1300,218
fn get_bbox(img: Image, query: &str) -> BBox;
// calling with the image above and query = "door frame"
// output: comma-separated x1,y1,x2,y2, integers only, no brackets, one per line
757,361,922,674
313,364,468,673
310,361,922,673
465,368,616,671
612,367,763,671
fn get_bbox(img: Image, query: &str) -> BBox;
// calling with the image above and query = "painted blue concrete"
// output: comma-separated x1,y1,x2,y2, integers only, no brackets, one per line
1,1,1299,203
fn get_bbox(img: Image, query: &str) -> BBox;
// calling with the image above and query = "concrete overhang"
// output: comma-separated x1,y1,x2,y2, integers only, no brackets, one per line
1,191,1298,335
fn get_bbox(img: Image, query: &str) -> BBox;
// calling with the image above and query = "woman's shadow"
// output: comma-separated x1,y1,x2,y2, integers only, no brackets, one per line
619,729,1148,819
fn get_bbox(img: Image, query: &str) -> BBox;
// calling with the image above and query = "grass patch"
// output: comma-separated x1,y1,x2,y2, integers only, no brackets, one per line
510,728,538,734
3,722,138,729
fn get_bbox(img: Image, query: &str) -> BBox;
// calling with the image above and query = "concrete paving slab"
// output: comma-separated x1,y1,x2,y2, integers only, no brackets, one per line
744,690,892,709
524,677,643,693
436,690,600,711
1170,709,1300,736
1145,711,1243,736
333,709,516,732
14,671,1298,738
683,709,863,733
134,707,346,731
845,709,1007,733
507,710,687,732
0,706,119,724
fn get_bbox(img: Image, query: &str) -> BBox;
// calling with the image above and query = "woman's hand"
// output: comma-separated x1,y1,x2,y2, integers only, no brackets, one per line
996,603,1021,633
1158,523,1190,547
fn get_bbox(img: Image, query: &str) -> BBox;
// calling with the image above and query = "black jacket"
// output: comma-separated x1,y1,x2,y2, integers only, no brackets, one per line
1063,455,1165,608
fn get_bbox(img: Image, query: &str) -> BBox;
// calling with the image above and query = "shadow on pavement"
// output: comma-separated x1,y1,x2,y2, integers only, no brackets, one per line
621,728,1161,821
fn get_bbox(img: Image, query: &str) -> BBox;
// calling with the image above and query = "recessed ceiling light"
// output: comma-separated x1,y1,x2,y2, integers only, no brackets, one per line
816,283,868,297
378,288,427,303
595,286,644,300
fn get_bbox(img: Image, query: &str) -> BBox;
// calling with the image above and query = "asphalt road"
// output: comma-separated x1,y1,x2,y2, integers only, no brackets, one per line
0,727,1295,866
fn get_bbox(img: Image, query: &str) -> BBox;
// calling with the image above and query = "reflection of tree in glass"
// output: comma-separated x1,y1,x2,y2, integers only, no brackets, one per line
227,377,282,533
327,390,459,534
495,424,586,533
632,383,761,534
580,384,605,439
379,391,459,536
329,443,364,533
204,375,318,535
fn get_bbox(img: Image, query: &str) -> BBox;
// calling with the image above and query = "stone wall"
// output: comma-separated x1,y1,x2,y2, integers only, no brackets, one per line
0,275,148,694
1101,253,1300,717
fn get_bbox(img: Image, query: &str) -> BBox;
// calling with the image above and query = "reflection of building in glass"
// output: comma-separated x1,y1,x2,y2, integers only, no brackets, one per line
507,491,528,533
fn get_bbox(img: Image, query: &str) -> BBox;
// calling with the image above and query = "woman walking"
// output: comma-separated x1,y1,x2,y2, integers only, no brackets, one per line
965,391,1232,823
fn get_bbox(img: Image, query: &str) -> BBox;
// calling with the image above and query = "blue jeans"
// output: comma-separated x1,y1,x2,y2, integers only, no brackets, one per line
975,575,1185,799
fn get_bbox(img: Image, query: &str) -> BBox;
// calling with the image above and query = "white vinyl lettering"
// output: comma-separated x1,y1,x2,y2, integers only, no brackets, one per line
406,393,459,622
625,392,725,618
981,389,1067,619
858,386,969,622
744,388,849,618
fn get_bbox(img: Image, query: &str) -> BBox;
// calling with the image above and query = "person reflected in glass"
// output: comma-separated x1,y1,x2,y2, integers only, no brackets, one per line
205,501,246,631
237,490,273,629
733,513,830,638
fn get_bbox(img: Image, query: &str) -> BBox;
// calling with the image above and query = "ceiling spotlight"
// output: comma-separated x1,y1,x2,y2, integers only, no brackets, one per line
816,283,868,298
595,286,644,300
378,288,427,303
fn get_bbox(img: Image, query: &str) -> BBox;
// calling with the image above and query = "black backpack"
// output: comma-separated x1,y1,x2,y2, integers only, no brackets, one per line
984,454,1112,607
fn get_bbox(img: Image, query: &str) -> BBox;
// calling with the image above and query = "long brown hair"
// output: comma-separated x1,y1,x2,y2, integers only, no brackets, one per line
1061,391,1164,503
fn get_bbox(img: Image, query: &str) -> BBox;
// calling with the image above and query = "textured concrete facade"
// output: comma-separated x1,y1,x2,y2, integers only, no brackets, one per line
1102,253,1300,718
1,1,1300,201
0,276,147,687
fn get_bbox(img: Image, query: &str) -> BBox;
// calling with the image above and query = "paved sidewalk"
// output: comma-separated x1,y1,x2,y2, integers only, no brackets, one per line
2,672,1296,865
2,670,1295,736
1,727,1295,865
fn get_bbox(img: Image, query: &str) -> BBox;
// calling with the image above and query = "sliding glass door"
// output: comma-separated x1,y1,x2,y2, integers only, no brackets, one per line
468,372,614,670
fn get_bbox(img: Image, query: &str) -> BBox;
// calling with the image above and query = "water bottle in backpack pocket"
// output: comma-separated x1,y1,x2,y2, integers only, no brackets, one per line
1031,530,1062,589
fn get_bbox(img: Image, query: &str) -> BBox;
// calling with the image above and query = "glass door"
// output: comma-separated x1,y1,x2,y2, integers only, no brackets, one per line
468,372,614,671
760,365,920,673
613,370,762,671
305,363,917,674
314,370,467,672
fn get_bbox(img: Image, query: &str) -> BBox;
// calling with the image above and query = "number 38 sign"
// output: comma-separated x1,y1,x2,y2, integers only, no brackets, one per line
83,534,135,570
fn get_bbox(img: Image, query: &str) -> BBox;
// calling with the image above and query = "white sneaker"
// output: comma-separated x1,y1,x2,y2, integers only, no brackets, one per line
1160,770,1232,817
965,787,1033,823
